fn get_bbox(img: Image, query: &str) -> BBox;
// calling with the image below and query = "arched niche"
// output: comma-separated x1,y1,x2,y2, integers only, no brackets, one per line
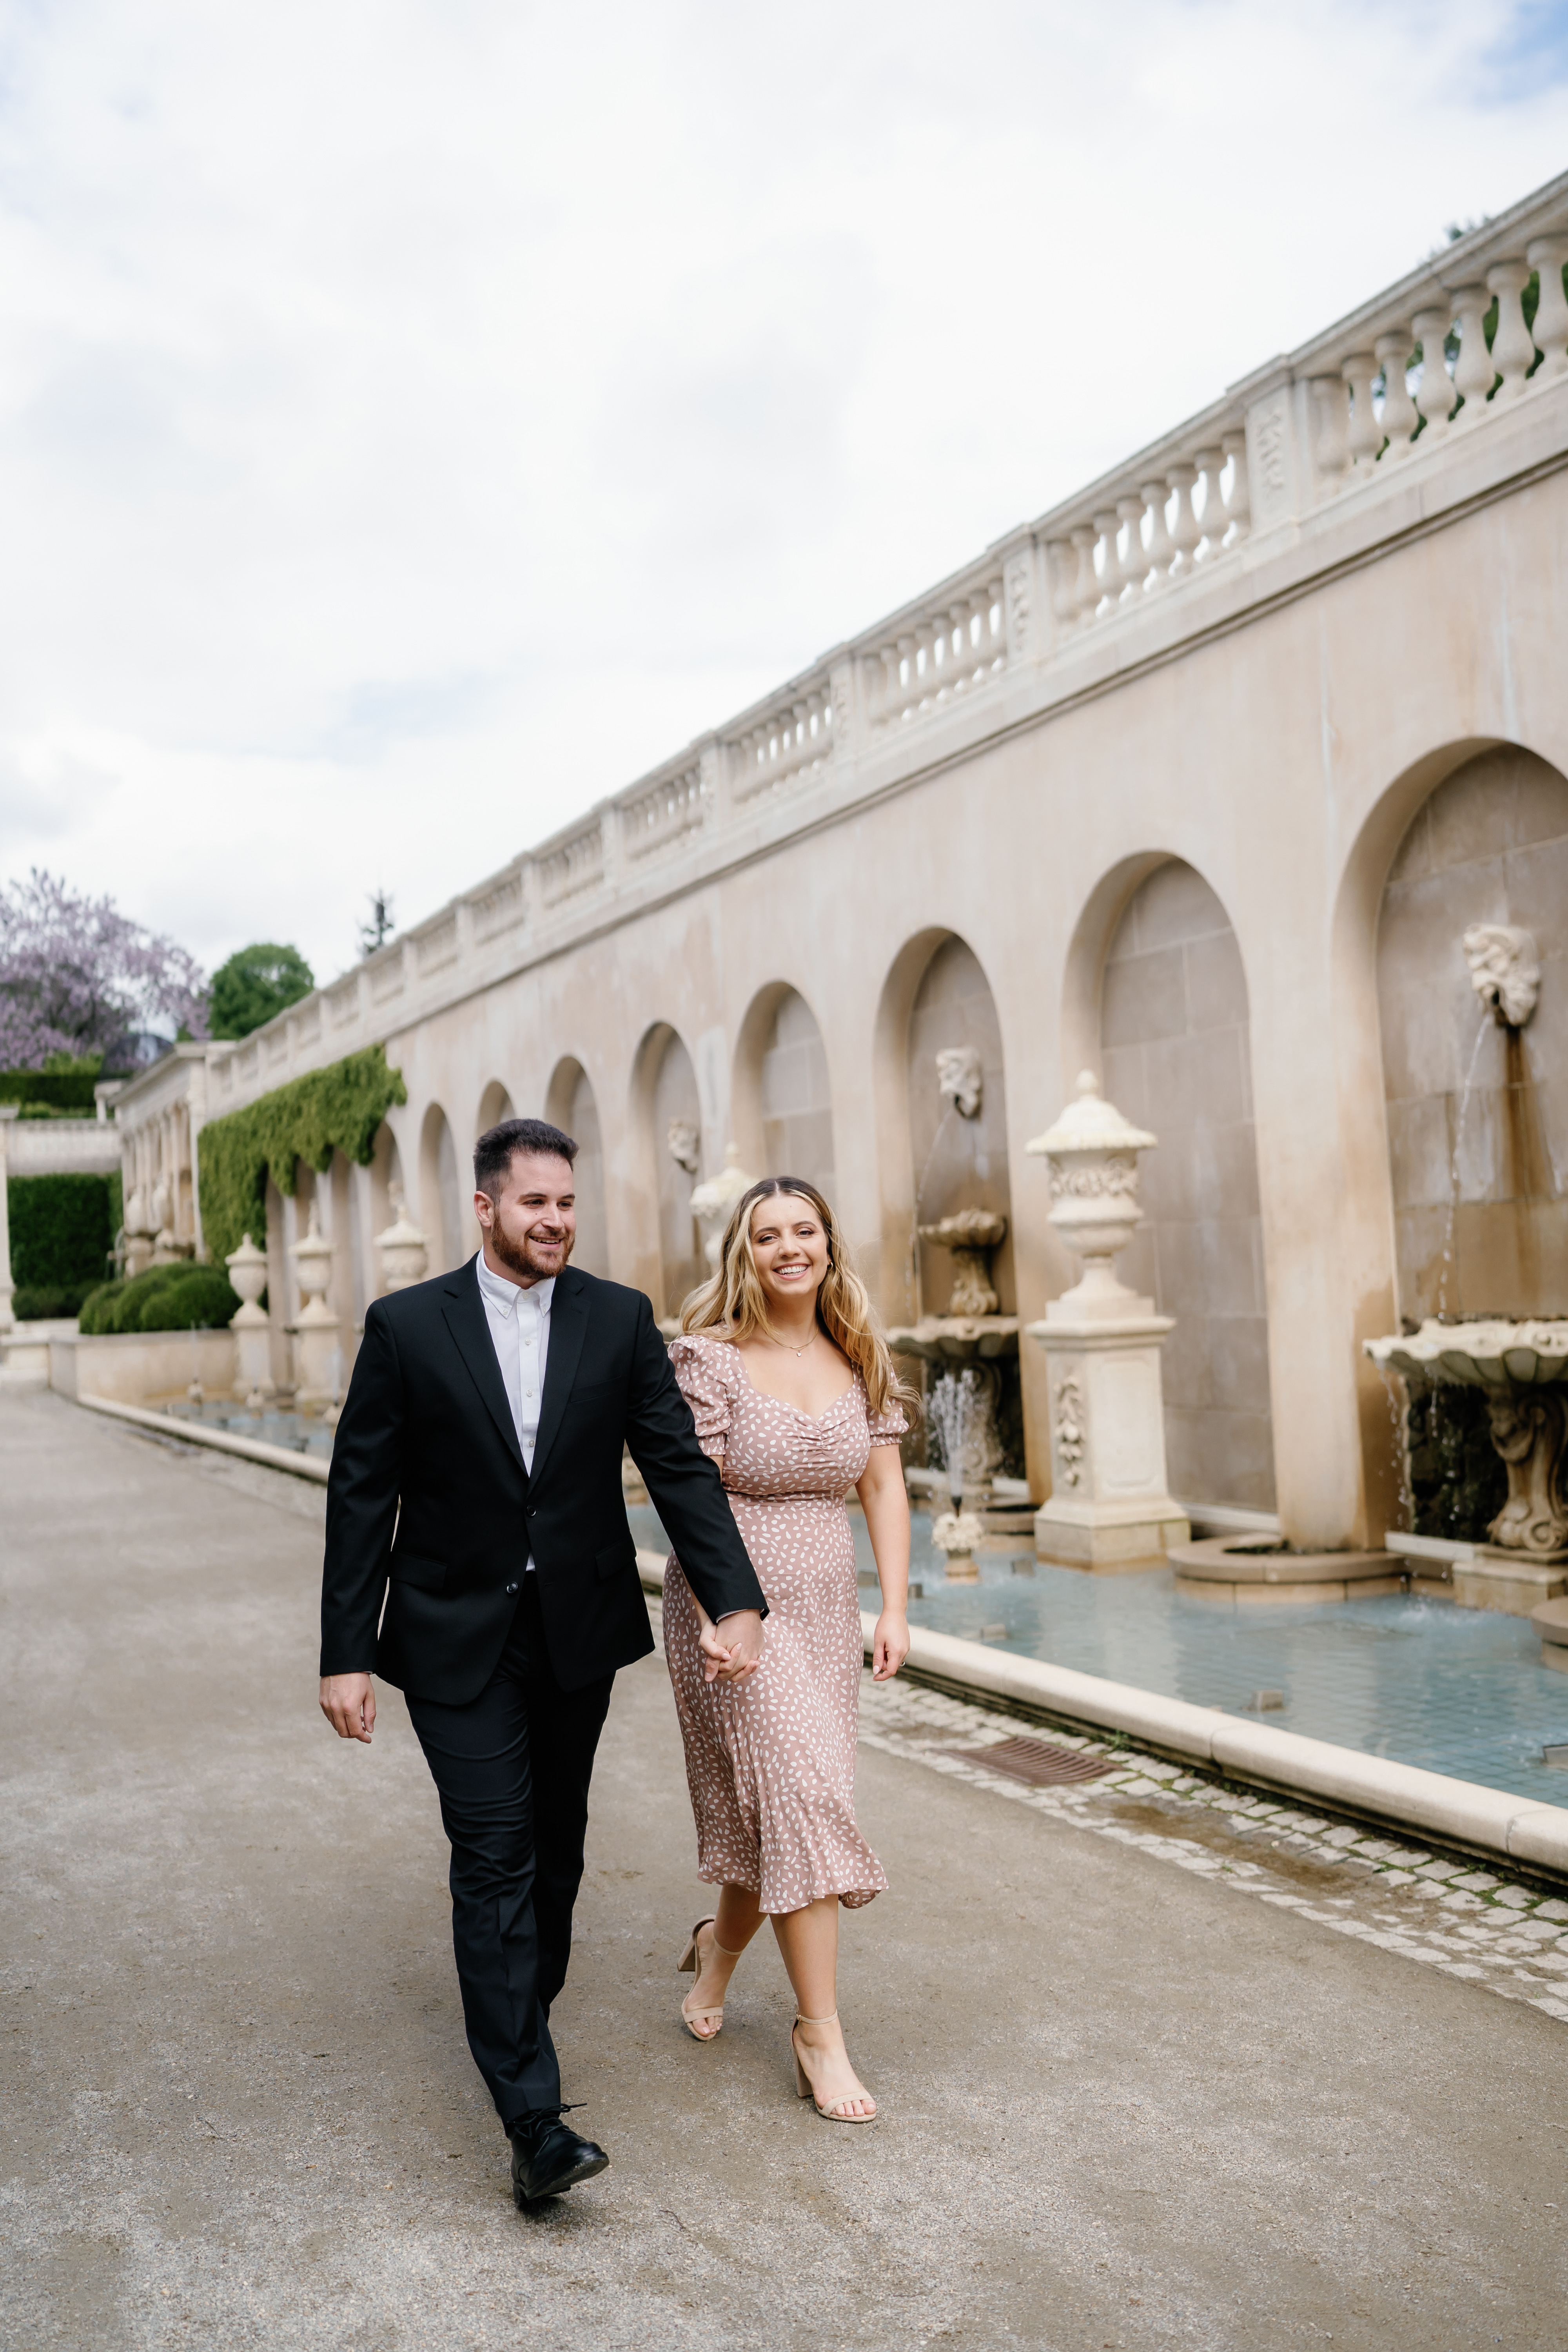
733,983,836,1203
419,1102,470,1275
1098,858,1273,1510
545,1056,610,1278
905,936,1014,1318
633,1024,704,1317
477,1079,515,1134
1376,743,1568,1325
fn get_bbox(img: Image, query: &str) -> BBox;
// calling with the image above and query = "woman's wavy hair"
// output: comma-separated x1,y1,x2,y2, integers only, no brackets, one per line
681,1174,920,1424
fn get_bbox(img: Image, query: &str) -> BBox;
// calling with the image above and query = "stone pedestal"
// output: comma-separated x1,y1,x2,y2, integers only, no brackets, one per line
1025,1073,1189,1572
289,1203,340,1410
226,1232,275,1408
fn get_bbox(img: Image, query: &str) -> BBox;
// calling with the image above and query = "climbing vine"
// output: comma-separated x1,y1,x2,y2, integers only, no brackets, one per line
196,1044,407,1267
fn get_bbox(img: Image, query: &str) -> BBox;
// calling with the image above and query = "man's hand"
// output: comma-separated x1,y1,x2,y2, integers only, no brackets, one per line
320,1673,377,1743
698,1609,764,1685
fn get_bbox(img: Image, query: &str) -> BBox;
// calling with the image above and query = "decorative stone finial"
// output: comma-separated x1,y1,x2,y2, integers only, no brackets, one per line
1463,924,1539,1028
1025,1071,1157,1312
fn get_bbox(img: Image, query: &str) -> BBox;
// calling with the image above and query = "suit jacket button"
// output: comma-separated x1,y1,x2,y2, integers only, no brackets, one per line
506,1581,519,1595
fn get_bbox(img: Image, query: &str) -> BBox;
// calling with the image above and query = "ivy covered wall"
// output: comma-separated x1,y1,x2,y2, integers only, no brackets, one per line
196,1044,407,1267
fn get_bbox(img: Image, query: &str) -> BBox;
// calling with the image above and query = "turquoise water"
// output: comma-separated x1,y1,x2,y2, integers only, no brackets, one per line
630,1503,1568,1806
166,1399,334,1460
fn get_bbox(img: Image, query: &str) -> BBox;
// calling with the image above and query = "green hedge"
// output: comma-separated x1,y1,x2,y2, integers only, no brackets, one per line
8,1172,114,1291
12,1278,103,1321
79,1262,241,1335
196,1044,406,1267
0,1071,101,1111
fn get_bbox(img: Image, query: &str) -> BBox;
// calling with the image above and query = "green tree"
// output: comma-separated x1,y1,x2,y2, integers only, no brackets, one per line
208,942,315,1041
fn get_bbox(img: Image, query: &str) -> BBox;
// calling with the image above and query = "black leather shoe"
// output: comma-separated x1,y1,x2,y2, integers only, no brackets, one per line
509,2112,609,2207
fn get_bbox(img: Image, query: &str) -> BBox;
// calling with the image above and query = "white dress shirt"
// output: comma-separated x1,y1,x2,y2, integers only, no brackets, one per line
475,1251,554,1572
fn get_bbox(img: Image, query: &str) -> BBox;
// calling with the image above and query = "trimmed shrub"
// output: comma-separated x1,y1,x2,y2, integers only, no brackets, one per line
134,1267,240,1332
78,1280,125,1334
0,1069,102,1112
11,1278,101,1321
95,1263,191,1334
7,1172,114,1291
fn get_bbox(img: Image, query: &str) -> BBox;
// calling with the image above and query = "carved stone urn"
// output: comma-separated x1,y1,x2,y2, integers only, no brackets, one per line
289,1201,339,1410
225,1231,275,1408
376,1185,429,1293
1024,1072,1189,1571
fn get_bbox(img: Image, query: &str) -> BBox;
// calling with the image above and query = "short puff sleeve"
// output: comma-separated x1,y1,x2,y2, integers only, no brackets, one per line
865,1387,909,1449
668,1334,740,1463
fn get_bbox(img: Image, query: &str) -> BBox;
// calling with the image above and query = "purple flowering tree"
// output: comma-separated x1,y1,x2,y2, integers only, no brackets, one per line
0,869,209,1070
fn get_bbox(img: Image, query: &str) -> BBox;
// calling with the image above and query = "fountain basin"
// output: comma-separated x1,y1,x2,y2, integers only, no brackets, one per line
1170,1534,1402,1605
1366,1318,1568,1625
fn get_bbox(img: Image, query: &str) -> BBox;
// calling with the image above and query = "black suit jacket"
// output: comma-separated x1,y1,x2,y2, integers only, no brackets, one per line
320,1256,766,1702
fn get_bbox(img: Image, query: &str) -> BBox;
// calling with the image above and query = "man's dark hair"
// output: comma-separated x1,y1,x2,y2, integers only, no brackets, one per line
474,1117,578,1201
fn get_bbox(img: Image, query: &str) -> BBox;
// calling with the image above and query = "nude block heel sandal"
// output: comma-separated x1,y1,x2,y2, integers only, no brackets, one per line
676,1916,741,2041
791,2012,877,2122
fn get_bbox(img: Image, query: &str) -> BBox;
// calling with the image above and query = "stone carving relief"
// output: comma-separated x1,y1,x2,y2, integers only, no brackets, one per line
1046,1151,1140,1200
830,665,853,752
1463,924,1540,1029
1054,1373,1085,1487
666,1119,700,1176
1486,1391,1568,1555
1004,554,1032,656
1247,398,1290,528
936,1045,984,1120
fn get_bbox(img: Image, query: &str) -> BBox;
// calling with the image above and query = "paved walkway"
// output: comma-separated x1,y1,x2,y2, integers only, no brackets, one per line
2,1387,1565,2350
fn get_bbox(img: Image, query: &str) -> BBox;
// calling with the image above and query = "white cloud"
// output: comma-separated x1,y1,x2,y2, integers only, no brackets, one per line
0,0,1563,982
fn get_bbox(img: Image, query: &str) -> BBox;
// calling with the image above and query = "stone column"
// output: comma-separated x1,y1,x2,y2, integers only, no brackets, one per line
0,1105,17,1332
1024,1073,1189,1571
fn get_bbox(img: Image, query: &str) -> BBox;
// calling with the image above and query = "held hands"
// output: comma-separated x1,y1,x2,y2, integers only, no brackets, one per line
698,1608,764,1685
320,1673,377,1742
872,1608,910,1682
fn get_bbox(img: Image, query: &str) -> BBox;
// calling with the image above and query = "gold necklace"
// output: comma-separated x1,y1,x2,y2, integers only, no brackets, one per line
766,1327,819,1359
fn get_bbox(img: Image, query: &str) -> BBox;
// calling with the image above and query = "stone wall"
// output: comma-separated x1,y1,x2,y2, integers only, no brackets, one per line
1100,861,1274,1512
906,938,1014,1319
759,989,835,1203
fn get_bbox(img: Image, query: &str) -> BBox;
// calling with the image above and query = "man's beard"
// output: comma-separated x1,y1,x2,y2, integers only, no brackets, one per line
490,1220,573,1281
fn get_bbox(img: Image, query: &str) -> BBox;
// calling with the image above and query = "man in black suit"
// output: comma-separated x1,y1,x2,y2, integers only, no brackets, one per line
319,1116,766,2207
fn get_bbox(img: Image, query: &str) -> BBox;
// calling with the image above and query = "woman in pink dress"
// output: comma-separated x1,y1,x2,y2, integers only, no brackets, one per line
662,1175,917,2123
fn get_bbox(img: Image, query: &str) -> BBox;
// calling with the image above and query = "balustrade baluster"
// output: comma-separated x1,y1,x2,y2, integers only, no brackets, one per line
1167,466,1200,575
1411,308,1458,437
1449,283,1495,421
1140,480,1174,588
915,624,936,706
1117,495,1147,601
1526,237,1568,377
1221,432,1250,541
1374,330,1419,458
1487,260,1536,397
1194,448,1227,559
1091,511,1119,615
1341,352,1381,470
970,589,992,675
1071,526,1100,624
896,635,915,719
949,604,971,691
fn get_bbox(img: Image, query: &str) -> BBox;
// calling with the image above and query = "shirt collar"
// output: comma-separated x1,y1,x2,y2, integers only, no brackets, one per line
475,1251,555,1319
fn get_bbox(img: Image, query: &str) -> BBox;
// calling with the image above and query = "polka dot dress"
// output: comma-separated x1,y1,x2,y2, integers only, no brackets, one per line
662,1332,905,1915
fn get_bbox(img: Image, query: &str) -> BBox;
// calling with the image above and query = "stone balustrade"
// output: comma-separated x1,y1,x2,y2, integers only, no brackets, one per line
197,168,1568,1125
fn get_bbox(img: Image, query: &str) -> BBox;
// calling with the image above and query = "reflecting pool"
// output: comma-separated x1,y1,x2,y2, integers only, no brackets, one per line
630,1503,1568,1805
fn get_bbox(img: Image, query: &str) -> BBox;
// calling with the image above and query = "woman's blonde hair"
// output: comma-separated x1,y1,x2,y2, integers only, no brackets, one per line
680,1175,920,1423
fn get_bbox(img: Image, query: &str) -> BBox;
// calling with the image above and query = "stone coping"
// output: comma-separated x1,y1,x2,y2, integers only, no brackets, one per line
76,1392,330,1484
634,1550,1568,1881
1169,1537,1396,1584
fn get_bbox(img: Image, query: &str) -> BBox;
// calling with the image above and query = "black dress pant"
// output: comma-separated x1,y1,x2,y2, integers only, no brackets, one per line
404,1577,614,2128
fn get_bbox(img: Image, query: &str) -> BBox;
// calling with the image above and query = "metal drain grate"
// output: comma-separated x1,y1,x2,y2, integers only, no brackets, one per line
936,1735,1118,1787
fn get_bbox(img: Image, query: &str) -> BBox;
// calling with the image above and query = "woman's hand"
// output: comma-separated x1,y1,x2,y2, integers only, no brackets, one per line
695,1604,764,1684
871,1608,909,1682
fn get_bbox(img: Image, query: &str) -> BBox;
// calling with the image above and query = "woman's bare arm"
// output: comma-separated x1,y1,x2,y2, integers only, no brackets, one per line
856,1445,911,1681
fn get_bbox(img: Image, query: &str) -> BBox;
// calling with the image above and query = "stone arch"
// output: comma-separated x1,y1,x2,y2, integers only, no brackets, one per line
732,983,836,1205
419,1102,470,1276
904,936,1013,1321
477,1079,515,1134
1098,858,1274,1511
545,1055,610,1278
1373,742,1568,1327
632,1024,704,1318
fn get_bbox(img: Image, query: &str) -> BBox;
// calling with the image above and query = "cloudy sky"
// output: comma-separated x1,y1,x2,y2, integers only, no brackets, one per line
0,0,1565,990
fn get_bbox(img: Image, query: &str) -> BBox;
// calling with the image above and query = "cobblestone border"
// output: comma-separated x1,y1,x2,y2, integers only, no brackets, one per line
858,1673,1568,2027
